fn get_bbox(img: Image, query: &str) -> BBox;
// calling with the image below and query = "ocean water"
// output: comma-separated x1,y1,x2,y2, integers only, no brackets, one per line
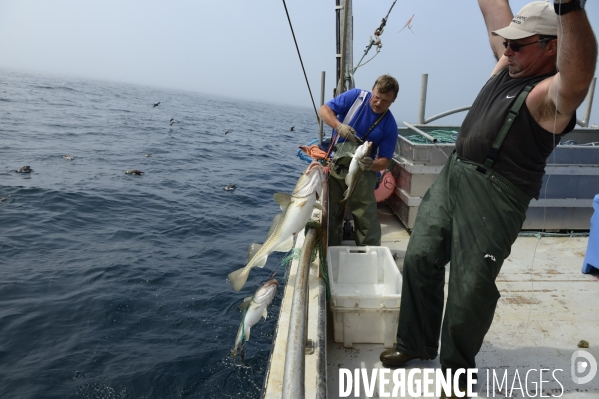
0,69,321,398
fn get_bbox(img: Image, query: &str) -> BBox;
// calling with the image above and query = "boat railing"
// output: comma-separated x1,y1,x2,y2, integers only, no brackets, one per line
416,73,597,128
281,182,328,399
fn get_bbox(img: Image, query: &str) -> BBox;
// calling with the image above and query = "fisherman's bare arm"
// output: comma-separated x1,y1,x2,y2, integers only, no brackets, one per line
319,104,341,129
478,0,512,73
545,7,598,125
371,157,391,173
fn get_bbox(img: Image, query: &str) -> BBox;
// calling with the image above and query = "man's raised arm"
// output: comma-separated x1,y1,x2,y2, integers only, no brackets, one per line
479,0,513,65
549,4,597,117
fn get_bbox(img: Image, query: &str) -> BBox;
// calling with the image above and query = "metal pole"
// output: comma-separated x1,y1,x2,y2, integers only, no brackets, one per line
424,106,471,124
418,74,428,125
337,0,349,95
319,71,326,144
403,121,437,143
282,228,318,399
582,77,596,127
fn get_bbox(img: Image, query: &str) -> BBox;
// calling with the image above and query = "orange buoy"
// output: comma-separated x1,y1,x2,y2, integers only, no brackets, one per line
375,171,395,202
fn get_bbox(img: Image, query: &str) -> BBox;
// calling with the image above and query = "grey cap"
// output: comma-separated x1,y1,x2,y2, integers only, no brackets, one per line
492,1,558,40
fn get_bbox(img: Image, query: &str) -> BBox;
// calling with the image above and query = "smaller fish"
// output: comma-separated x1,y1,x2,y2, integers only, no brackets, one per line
125,170,144,175
15,166,32,173
231,279,278,359
63,155,74,161
339,141,373,205
224,184,236,191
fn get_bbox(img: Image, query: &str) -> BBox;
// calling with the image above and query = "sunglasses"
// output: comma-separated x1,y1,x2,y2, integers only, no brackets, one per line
502,39,547,52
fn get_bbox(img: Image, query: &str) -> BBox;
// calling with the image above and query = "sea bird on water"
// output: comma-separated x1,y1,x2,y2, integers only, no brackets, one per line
225,130,232,135
15,166,33,173
63,155,74,161
224,184,236,191
170,119,176,126
290,126,295,131
125,170,144,175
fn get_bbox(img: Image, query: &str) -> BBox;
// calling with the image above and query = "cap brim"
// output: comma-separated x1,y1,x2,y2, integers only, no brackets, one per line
491,26,535,40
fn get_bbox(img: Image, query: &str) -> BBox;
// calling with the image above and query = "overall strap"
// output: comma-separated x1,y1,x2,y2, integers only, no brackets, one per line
481,83,537,172
342,90,368,124
361,110,388,142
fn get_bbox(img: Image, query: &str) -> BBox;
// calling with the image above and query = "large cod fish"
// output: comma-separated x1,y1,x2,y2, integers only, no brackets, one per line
227,162,325,291
339,140,373,205
231,278,278,359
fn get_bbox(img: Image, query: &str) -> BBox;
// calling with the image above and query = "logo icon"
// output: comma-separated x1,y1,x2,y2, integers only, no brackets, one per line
506,95,516,99
571,350,598,384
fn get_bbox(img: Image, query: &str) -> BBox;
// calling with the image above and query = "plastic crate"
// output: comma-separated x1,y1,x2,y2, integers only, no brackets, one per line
582,194,599,274
327,246,402,348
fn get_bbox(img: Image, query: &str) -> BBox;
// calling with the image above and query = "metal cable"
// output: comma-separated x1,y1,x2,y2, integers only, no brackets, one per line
281,0,320,125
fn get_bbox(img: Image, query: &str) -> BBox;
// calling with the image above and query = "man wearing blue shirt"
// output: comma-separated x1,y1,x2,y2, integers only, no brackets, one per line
319,75,399,246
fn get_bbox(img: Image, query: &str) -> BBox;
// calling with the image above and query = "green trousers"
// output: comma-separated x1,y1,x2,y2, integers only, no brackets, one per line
328,152,381,246
396,152,530,373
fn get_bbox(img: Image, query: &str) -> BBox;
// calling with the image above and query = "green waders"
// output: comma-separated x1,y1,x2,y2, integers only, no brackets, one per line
328,141,380,246
396,84,536,377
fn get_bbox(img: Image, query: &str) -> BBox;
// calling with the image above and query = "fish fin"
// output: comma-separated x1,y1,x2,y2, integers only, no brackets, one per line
265,214,283,240
255,255,268,268
262,309,268,320
273,193,292,208
313,202,324,211
228,267,250,291
238,297,252,312
244,325,251,341
273,235,294,252
247,243,263,263
293,179,319,197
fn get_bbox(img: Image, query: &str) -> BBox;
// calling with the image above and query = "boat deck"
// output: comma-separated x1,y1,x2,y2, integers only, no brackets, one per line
326,203,598,398
262,203,598,398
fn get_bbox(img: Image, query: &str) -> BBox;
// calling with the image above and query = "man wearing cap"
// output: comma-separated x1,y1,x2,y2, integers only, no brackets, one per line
380,0,596,396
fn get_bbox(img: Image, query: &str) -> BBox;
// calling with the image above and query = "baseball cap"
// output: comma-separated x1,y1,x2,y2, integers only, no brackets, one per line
492,1,558,40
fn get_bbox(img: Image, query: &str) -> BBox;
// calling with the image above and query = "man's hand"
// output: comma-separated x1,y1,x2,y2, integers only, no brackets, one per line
359,157,374,171
336,123,358,142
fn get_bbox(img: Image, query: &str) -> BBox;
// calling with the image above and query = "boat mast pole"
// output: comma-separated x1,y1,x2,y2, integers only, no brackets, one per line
336,0,354,96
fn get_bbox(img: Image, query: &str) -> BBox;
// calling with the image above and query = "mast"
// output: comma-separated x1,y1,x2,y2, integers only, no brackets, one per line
335,0,354,96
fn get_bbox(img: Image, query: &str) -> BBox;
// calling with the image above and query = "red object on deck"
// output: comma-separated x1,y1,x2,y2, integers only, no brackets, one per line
375,172,395,202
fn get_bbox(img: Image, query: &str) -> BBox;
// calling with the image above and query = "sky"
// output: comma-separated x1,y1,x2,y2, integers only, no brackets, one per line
0,0,598,127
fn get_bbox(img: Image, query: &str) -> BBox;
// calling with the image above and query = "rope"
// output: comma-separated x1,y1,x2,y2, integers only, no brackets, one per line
404,129,459,144
518,230,589,238
281,0,320,126
280,248,302,281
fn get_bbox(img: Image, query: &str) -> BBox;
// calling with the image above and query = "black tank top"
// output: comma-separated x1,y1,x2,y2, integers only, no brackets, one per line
456,67,576,199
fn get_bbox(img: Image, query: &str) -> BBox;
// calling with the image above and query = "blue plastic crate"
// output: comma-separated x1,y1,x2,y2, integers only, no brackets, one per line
582,194,599,274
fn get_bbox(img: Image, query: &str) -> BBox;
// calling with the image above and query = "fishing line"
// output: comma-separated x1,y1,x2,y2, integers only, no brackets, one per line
281,0,320,125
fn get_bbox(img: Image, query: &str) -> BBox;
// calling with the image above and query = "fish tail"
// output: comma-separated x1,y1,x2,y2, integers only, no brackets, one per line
228,267,250,291
230,347,238,359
